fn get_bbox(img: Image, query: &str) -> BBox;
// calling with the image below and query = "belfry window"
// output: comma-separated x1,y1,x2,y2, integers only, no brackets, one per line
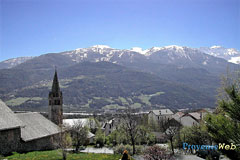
54,100,60,105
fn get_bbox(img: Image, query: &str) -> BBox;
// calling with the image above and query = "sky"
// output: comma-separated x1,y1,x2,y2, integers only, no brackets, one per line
0,0,239,61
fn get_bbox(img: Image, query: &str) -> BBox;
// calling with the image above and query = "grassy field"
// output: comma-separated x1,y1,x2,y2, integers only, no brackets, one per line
2,150,125,160
5,97,43,106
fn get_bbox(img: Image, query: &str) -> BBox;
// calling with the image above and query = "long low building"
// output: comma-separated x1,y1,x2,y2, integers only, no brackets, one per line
0,99,61,155
0,99,23,155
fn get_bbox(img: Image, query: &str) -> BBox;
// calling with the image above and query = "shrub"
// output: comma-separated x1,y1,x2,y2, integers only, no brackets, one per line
143,145,174,160
114,144,133,155
135,145,143,155
114,144,143,155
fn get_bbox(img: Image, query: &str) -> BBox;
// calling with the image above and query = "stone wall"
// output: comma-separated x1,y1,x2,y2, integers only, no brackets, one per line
0,127,21,155
20,134,59,153
0,129,60,156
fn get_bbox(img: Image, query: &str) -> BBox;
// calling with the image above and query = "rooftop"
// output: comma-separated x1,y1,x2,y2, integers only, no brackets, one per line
16,112,61,142
150,109,174,116
0,99,23,131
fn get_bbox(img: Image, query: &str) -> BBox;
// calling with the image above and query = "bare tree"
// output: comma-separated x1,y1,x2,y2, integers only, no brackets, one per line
70,120,88,152
161,120,180,155
165,126,179,155
120,108,140,155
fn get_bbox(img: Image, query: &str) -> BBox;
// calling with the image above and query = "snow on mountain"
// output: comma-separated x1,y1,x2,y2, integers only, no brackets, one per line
163,45,185,51
59,45,233,67
151,45,196,60
229,57,240,64
0,57,34,69
130,47,148,55
1,45,239,69
199,46,240,64
130,45,187,56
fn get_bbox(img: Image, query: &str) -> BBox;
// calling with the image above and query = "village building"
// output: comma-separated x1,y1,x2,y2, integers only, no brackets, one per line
102,118,121,136
16,112,60,152
179,113,199,127
148,109,174,126
0,99,61,155
171,110,209,127
172,112,185,122
0,99,23,155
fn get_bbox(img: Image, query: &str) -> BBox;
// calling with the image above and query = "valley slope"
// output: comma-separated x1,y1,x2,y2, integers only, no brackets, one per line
0,45,238,111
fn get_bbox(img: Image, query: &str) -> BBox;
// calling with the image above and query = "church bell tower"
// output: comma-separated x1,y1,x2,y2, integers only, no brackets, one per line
48,70,63,126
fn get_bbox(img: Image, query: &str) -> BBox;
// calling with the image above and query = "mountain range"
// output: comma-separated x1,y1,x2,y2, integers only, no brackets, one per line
1,45,240,69
0,45,239,111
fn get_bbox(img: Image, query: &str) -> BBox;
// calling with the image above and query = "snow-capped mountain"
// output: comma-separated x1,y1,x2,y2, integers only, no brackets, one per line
62,45,147,64
0,45,239,110
0,57,34,69
57,45,228,71
1,45,239,70
199,46,240,64
130,47,148,55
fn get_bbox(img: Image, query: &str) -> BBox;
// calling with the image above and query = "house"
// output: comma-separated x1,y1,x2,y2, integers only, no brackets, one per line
171,110,209,127
102,118,121,136
188,112,202,121
172,112,184,122
148,109,174,126
180,113,199,127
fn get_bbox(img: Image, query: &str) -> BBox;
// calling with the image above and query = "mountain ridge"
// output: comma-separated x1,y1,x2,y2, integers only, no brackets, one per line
1,45,240,69
0,45,239,111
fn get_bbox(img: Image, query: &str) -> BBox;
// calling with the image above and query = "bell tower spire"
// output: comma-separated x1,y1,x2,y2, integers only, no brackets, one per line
52,69,60,93
48,69,63,126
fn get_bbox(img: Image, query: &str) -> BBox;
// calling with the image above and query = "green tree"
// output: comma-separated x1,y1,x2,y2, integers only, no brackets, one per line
107,129,128,146
136,125,155,145
178,125,211,150
205,84,240,159
95,129,105,147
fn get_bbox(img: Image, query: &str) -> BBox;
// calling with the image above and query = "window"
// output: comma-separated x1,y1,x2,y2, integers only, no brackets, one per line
54,100,60,105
